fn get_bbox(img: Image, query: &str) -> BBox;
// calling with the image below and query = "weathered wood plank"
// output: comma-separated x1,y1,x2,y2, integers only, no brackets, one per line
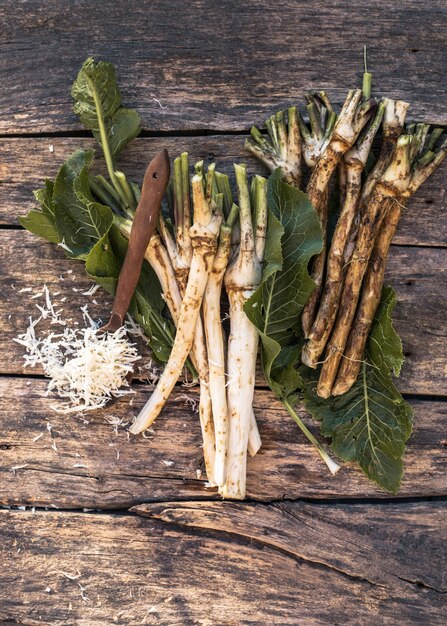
0,505,445,625
1,137,446,246
133,500,447,594
1,231,446,395
1,0,446,134
1,378,445,507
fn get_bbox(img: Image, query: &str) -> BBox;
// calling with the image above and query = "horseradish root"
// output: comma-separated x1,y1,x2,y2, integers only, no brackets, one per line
129,169,221,436
317,134,414,398
302,101,385,367
332,128,447,395
302,89,376,336
221,167,267,499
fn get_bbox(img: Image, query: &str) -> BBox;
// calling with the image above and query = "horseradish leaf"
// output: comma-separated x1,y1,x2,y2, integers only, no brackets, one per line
53,149,113,259
72,58,141,157
19,180,60,244
303,286,413,493
244,169,322,397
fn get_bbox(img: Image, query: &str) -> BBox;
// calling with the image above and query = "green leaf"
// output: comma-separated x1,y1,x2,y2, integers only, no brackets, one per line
19,180,60,244
262,208,284,281
244,169,322,396
35,179,56,219
270,344,303,402
84,226,121,294
368,285,404,377
303,286,413,494
99,108,141,157
72,57,141,157
53,149,113,259
72,58,121,131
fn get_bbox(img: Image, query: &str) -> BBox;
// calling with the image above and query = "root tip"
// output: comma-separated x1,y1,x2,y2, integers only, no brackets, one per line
316,384,331,399
331,382,350,396
301,346,318,369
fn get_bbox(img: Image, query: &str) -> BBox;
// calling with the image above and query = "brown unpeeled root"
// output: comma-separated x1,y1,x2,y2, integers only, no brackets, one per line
332,131,447,395
331,195,400,395
361,99,410,200
316,134,414,398
302,89,376,336
302,101,386,365
302,166,360,359
300,186,329,337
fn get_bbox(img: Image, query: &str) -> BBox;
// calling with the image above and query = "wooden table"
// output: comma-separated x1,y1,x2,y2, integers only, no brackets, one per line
1,2,446,624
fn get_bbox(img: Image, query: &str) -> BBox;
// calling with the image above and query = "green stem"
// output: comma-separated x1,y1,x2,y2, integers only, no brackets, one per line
214,192,224,214
362,73,372,99
180,153,191,232
251,175,267,229
112,213,133,233
250,126,274,154
88,176,121,213
307,102,322,139
418,150,436,167
284,399,340,475
426,127,444,151
95,175,122,207
215,172,233,214
194,160,204,177
297,110,311,141
362,45,372,99
131,182,141,204
226,202,239,227
115,171,136,211
325,111,338,139
85,74,129,209
205,162,216,205
173,156,183,239
266,114,279,152
275,110,288,160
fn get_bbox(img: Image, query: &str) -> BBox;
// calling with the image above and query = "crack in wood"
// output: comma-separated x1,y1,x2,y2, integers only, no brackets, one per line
397,575,447,594
136,504,390,590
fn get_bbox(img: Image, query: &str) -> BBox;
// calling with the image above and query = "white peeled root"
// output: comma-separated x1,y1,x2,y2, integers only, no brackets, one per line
129,179,221,435
220,292,260,499
203,273,230,487
221,167,267,500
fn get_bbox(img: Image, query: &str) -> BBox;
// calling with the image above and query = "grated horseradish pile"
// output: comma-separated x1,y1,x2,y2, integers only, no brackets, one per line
14,286,140,413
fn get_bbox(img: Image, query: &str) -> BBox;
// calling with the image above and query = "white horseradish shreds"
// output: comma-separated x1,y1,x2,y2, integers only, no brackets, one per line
14,286,140,413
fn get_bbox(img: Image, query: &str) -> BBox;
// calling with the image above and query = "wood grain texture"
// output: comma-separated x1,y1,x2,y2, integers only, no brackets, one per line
133,499,447,594
1,505,445,625
1,2,446,621
0,0,446,134
1,136,446,246
1,231,446,394
1,378,446,507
